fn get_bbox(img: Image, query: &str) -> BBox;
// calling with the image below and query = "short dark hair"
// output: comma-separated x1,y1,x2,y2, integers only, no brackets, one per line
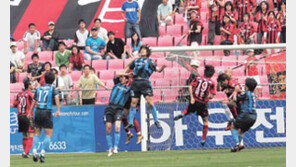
78,19,86,25
45,72,55,84
58,41,66,47
243,13,250,19
217,73,230,83
139,45,151,57
90,67,96,73
59,64,67,70
224,1,234,11
83,64,91,70
23,79,31,90
44,61,52,68
94,18,101,23
245,78,257,92
204,65,215,78
28,23,35,28
107,31,115,37
268,11,276,17
31,53,39,60
51,68,58,74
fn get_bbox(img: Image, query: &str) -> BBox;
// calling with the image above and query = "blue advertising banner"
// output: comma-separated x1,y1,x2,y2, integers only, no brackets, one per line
94,105,141,152
148,100,286,150
10,106,96,154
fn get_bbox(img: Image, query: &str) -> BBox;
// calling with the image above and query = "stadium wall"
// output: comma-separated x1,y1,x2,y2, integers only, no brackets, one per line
10,100,286,155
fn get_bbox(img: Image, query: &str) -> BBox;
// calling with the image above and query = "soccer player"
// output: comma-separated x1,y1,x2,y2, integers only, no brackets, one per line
174,65,216,146
13,79,34,158
28,72,60,163
225,78,257,152
105,74,131,157
123,45,166,129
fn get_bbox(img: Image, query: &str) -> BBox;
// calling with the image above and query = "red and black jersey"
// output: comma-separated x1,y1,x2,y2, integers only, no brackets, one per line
187,0,202,17
233,0,256,22
220,10,238,24
13,90,34,116
263,20,281,44
221,22,236,43
190,76,216,103
238,22,256,43
208,0,224,21
221,78,241,97
190,18,204,33
277,11,286,28
255,10,269,33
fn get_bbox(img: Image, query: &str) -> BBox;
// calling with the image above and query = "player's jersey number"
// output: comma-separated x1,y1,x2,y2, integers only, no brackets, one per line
18,96,27,114
195,79,209,98
38,90,49,103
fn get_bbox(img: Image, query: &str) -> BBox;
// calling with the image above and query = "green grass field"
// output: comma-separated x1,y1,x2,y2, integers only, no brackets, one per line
10,147,286,167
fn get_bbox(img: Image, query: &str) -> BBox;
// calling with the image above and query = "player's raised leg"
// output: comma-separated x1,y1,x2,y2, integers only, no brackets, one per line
39,128,53,163
145,96,161,129
105,121,113,157
200,116,209,146
113,120,122,154
31,128,41,162
122,108,134,145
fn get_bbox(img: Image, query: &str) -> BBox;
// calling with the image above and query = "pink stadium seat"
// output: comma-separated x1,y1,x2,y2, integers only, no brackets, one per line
164,68,177,78
96,90,111,104
155,79,171,87
99,70,115,80
85,60,91,66
17,41,24,51
179,68,191,79
38,51,53,62
70,71,82,82
156,58,173,68
108,59,124,70
25,52,34,62
175,13,186,25
153,89,163,103
221,56,237,67
163,89,178,102
142,37,157,47
200,50,213,56
10,83,23,91
167,25,182,36
18,73,28,83
92,60,107,70
150,71,164,79
105,80,115,88
174,35,187,46
172,61,183,68
158,36,174,46
159,26,166,36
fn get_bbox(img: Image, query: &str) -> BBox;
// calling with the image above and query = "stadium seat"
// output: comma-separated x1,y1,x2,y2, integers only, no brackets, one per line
18,73,28,83
10,83,23,91
174,35,187,46
221,56,237,67
167,25,182,36
108,59,124,70
153,89,163,103
159,26,166,36
25,52,34,62
38,51,53,62
99,70,115,80
155,79,171,87
163,89,178,102
96,90,111,104
142,37,157,47
200,50,213,57
158,36,174,47
214,36,222,45
150,71,164,79
156,58,173,68
92,60,107,70
104,80,115,88
16,41,24,51
85,60,91,66
164,68,178,79
175,13,186,25
70,71,82,82
179,68,191,79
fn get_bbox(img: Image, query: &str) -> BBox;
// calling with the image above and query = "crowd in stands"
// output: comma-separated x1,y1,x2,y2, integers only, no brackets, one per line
10,0,286,105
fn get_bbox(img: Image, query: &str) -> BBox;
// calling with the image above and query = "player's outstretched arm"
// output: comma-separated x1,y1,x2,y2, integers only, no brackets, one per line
156,64,167,73
55,95,60,117
189,85,195,104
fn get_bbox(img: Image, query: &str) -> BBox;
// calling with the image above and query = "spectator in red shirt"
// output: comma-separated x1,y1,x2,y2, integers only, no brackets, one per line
255,1,269,45
69,45,85,72
38,62,52,86
263,11,281,44
238,13,257,45
188,10,204,46
185,0,202,20
207,0,225,45
277,1,286,43
245,49,261,87
220,1,238,25
220,15,236,56
233,0,257,24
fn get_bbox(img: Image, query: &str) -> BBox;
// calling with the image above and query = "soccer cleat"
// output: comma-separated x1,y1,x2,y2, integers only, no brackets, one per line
230,145,240,152
39,155,45,163
224,121,232,131
174,114,184,121
124,124,134,130
200,140,206,146
107,149,113,157
125,133,134,145
22,152,30,158
32,154,39,162
239,145,246,151
113,147,118,154
136,135,144,145
154,121,161,129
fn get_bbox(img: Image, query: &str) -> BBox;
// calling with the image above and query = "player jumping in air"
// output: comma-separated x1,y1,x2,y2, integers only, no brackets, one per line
29,72,60,163
105,74,131,157
13,79,35,158
174,65,216,146
123,45,166,129
224,78,257,152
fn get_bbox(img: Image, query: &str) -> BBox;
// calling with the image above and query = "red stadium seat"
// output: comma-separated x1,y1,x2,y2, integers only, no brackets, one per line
159,26,166,36
99,70,115,80
92,60,107,70
158,36,174,46
174,35,187,46
175,13,186,25
108,59,124,70
142,37,157,47
70,71,83,82
167,25,182,36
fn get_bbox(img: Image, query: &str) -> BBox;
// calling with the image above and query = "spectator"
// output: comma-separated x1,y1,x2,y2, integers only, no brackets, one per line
238,13,256,45
76,65,108,105
55,41,71,67
185,0,201,21
84,27,106,60
277,1,286,43
129,32,142,57
255,1,269,54
121,0,142,39
51,68,64,105
173,0,185,14
220,15,236,56
23,23,41,54
69,45,85,72
41,21,59,51
38,61,52,86
207,0,225,45
157,0,173,26
245,49,260,87
233,0,256,24
220,1,238,25
10,62,16,83
187,10,204,46
10,42,25,72
59,64,74,105
93,18,108,42
263,11,281,44
27,54,44,82
106,31,127,60
74,19,90,50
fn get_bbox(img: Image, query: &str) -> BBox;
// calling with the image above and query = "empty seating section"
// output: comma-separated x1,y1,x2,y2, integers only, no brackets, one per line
142,37,157,47
166,25,182,36
158,36,174,47
108,59,124,70
99,70,115,80
92,60,107,70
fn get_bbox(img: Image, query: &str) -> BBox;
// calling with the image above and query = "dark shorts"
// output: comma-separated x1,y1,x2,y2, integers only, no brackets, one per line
34,109,53,129
234,112,257,133
18,115,34,133
130,79,153,98
82,98,95,105
186,101,209,118
104,106,123,124
124,96,132,109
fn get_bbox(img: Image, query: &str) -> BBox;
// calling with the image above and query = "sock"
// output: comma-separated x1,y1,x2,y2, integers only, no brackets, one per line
137,132,141,136
41,136,51,156
181,109,188,115
223,104,233,121
122,117,130,133
231,129,239,145
25,137,33,154
128,107,137,125
134,118,140,133
22,137,28,153
114,132,120,148
149,105,158,122
32,136,40,154
239,136,244,145
202,125,208,141
106,133,113,150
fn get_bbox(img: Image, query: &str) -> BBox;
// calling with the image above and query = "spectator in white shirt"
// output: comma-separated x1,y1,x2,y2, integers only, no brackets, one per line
23,23,41,54
158,0,173,26
59,64,74,105
93,18,108,42
10,42,25,72
74,19,90,50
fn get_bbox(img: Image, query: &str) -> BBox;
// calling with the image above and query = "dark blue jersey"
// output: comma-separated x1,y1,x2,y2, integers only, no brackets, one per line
34,84,59,110
129,58,156,80
108,78,131,108
237,91,256,114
